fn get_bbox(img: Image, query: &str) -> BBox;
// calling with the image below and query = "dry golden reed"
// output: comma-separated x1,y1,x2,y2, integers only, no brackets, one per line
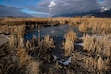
79,23,88,33
63,39,74,56
63,30,77,56
83,34,111,57
78,18,111,34
84,56,108,71
9,35,16,48
64,30,77,42
17,48,31,67
41,35,55,49
26,61,40,74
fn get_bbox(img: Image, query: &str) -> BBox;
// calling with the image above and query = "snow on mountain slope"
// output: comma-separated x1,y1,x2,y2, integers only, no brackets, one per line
100,6,110,12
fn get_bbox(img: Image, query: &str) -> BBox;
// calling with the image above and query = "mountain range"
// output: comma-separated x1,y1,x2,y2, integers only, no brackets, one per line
0,4,111,18
52,7,111,18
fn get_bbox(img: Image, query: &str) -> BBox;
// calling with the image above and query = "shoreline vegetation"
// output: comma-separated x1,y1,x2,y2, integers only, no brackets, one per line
0,17,111,74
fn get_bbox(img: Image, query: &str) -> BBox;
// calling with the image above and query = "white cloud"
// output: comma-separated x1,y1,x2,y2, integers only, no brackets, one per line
48,1,56,8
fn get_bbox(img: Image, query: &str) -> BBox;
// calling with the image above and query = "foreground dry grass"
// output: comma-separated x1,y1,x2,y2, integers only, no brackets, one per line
83,34,111,56
82,34,111,71
0,17,111,74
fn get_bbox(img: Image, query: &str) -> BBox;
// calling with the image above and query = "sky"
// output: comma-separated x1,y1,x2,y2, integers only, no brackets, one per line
0,0,111,17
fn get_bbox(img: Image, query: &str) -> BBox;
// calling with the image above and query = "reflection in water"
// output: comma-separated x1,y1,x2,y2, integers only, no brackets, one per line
24,25,70,40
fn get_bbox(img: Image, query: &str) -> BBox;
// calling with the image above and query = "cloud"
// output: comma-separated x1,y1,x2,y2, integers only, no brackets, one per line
48,1,56,8
38,0,100,16
104,0,111,9
0,5,49,17
0,5,31,17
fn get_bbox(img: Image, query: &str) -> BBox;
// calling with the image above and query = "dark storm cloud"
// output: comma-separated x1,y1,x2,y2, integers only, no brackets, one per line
0,5,31,17
38,0,99,16
104,0,111,9
1,0,111,17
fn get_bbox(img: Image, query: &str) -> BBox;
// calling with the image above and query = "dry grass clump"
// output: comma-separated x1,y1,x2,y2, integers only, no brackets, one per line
35,35,55,63
0,24,25,48
25,40,32,50
9,35,16,48
0,25,8,33
12,25,25,38
63,39,74,56
11,25,25,48
64,30,77,42
17,48,41,74
72,52,110,73
17,48,31,68
82,34,111,72
78,18,111,34
0,24,25,36
58,18,66,25
84,56,110,71
89,19,111,34
83,34,111,57
63,30,77,56
79,23,88,33
25,35,37,51
26,61,40,74
12,25,25,48
89,23,111,34
40,35,55,50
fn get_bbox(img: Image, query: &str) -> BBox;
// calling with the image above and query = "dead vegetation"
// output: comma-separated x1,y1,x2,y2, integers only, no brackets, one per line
83,34,111,57
0,17,111,74
40,35,55,50
26,60,40,74
63,30,77,56
78,18,111,34
79,34,111,73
